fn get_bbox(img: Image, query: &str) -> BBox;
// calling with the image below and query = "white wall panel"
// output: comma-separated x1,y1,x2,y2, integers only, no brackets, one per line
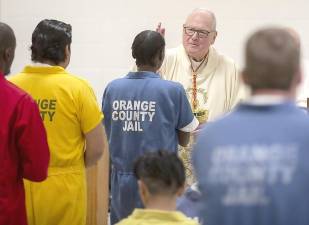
1,0,309,100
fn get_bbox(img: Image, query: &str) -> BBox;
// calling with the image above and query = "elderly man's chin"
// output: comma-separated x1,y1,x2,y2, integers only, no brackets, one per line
185,46,204,58
185,42,202,51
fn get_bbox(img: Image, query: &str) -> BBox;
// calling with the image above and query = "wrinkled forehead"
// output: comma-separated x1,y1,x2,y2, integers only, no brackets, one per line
184,12,214,31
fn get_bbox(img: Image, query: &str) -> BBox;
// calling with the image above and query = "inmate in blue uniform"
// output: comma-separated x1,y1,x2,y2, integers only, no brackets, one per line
194,102,309,225
102,71,197,224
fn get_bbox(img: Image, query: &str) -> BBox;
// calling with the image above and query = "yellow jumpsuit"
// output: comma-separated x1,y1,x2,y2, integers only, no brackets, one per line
10,66,103,225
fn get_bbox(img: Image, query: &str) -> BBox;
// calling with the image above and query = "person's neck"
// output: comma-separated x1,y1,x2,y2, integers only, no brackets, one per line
137,65,157,73
144,195,177,211
38,60,67,69
251,89,295,100
0,63,5,75
0,66,7,76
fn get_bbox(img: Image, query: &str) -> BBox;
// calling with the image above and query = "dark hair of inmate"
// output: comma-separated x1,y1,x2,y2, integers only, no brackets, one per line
31,19,72,65
244,27,300,91
133,150,185,195
132,30,165,67
0,22,16,53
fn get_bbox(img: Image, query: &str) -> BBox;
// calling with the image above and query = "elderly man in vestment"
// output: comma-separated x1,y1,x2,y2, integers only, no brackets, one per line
157,9,246,184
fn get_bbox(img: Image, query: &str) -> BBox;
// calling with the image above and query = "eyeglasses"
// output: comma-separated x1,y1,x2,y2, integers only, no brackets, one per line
183,26,214,39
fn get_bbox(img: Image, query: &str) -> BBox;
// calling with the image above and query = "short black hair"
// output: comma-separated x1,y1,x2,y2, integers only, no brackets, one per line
0,22,16,53
31,19,72,65
133,150,185,196
132,30,165,67
0,22,16,75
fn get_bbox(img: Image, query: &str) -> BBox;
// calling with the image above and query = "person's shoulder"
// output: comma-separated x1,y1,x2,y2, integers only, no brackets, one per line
211,47,236,68
156,78,185,91
5,79,36,105
8,72,22,82
165,45,184,59
5,79,29,98
108,76,127,85
185,219,200,225
114,216,134,225
104,76,128,90
8,71,33,88
291,107,309,126
166,45,181,55
199,111,238,136
63,72,92,87
57,72,97,97
176,212,200,225
214,47,235,63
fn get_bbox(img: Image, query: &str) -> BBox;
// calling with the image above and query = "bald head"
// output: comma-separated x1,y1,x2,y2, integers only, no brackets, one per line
0,22,16,75
182,8,217,61
185,9,217,31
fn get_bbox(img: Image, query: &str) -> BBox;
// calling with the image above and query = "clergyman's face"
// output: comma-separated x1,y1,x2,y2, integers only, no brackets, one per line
182,12,216,60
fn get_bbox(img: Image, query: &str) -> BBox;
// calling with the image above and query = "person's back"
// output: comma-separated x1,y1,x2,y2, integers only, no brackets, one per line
117,151,199,225
11,66,100,167
104,75,194,171
195,102,309,225
9,19,106,225
0,22,49,225
103,30,198,224
193,28,309,225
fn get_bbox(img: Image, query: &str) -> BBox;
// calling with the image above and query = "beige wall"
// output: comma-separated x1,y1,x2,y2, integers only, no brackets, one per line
1,0,309,224
2,0,309,100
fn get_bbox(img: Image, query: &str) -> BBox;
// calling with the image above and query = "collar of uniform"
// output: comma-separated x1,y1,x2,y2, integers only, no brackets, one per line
32,62,53,67
22,65,66,74
246,94,289,105
126,71,160,79
238,101,296,114
129,208,191,222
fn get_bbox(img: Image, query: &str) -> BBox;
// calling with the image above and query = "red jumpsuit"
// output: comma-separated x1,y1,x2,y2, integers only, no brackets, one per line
0,73,50,225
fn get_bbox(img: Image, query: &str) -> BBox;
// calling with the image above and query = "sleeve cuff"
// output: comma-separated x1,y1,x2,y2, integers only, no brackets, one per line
179,117,199,132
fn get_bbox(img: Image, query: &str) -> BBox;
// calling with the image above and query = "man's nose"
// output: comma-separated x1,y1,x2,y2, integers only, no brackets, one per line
191,31,199,40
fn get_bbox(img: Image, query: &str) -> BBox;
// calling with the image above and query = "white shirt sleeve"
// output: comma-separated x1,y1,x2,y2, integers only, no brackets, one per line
179,116,199,132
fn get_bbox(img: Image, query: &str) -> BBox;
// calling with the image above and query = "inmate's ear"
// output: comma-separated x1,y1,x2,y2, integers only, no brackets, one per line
4,47,14,62
176,184,185,197
138,179,149,204
241,69,250,86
